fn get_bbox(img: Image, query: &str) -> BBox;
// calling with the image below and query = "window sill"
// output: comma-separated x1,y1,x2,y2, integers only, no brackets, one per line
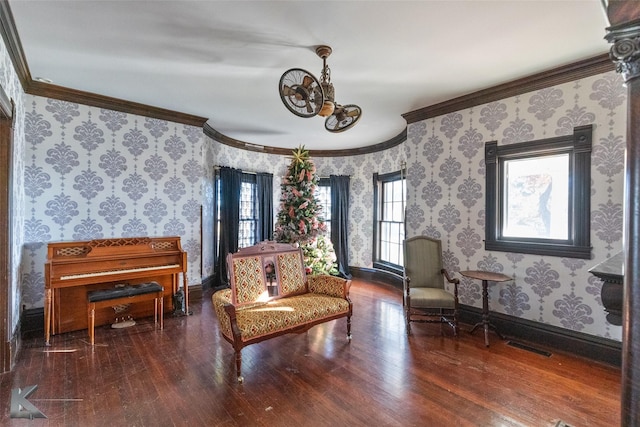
485,240,592,259
373,261,403,277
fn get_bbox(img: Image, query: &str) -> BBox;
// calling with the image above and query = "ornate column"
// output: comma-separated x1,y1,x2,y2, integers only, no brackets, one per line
605,2,640,425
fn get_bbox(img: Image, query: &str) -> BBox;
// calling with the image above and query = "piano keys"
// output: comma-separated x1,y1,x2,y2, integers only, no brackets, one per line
44,236,188,345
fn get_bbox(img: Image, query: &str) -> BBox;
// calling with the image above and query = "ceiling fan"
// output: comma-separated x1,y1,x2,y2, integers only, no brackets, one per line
278,45,362,133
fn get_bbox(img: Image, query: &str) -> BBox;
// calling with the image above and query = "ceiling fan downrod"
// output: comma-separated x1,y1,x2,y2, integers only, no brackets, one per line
315,45,335,117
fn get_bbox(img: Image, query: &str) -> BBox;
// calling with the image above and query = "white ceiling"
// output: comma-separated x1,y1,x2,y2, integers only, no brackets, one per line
9,0,611,151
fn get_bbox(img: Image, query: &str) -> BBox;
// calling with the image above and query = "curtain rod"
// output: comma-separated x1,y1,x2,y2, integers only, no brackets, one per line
214,165,334,180
214,166,257,175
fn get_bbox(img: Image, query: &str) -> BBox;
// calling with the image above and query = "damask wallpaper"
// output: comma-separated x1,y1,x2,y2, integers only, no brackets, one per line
18,62,624,343
209,70,626,342
208,138,404,274
23,95,206,310
406,71,625,341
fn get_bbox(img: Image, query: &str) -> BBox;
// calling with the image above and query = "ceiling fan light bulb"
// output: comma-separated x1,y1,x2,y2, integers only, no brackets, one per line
318,100,335,117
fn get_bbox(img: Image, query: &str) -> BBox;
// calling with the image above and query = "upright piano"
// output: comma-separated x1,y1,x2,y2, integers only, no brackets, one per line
44,236,188,345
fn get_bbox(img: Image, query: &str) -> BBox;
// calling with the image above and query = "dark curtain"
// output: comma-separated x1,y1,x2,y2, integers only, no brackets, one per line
214,167,242,287
256,172,273,242
330,175,351,279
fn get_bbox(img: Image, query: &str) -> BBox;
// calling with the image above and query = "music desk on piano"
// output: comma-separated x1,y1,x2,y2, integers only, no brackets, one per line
44,236,188,345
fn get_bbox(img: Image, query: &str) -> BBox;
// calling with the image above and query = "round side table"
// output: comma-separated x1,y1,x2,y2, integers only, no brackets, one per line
459,270,512,347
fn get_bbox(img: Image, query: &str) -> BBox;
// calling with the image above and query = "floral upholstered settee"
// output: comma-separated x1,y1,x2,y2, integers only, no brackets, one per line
212,241,352,382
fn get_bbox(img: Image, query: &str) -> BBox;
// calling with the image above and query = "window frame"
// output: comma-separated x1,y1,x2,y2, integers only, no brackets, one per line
213,170,259,259
317,177,332,237
485,125,592,259
237,173,258,249
372,170,406,274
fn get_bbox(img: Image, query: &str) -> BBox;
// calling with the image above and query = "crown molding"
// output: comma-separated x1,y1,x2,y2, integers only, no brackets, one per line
26,81,208,127
0,0,207,128
0,0,30,87
203,122,407,157
402,53,614,124
0,1,614,152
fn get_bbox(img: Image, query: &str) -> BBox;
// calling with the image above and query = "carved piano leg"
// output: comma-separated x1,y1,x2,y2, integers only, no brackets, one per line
44,288,52,346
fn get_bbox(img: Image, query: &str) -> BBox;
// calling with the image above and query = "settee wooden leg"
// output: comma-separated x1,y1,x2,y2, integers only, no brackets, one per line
235,351,244,383
347,316,352,341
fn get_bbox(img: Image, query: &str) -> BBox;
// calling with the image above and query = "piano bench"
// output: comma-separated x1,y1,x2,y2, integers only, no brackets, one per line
87,282,164,345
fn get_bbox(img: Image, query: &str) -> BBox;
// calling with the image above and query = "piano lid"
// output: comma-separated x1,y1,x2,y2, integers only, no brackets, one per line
47,236,184,260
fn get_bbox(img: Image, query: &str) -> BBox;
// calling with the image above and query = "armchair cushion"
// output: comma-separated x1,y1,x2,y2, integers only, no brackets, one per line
409,287,456,309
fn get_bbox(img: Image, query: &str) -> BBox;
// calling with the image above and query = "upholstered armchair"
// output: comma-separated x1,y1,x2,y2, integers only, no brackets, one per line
403,236,459,335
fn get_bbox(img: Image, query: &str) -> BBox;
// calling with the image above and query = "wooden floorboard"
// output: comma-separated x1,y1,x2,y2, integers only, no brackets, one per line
0,279,620,426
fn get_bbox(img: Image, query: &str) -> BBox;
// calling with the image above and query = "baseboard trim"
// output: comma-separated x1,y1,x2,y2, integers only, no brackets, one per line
458,305,621,366
202,274,216,290
349,266,622,366
350,266,403,288
188,283,203,303
21,307,43,339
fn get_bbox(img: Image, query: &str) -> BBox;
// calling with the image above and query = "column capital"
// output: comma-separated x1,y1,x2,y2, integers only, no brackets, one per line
606,19,640,82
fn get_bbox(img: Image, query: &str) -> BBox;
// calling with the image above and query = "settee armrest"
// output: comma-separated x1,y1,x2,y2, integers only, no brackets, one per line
307,274,351,299
212,289,235,340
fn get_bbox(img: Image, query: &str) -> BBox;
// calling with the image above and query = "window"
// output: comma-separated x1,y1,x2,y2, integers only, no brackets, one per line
373,171,406,273
317,178,331,236
215,171,258,251
485,125,592,259
238,177,258,248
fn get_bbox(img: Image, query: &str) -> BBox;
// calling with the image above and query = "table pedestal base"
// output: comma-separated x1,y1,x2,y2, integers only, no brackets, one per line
460,274,510,347
470,319,503,347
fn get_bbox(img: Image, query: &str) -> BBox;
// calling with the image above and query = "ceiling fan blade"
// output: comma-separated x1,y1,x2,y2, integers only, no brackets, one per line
279,68,323,118
282,85,298,97
302,75,315,88
328,119,341,131
283,85,308,102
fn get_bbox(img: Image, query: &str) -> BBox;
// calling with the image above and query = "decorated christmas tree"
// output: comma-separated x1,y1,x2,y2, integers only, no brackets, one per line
274,146,338,275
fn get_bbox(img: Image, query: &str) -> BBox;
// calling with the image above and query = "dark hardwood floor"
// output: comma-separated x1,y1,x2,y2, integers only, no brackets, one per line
0,279,620,426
